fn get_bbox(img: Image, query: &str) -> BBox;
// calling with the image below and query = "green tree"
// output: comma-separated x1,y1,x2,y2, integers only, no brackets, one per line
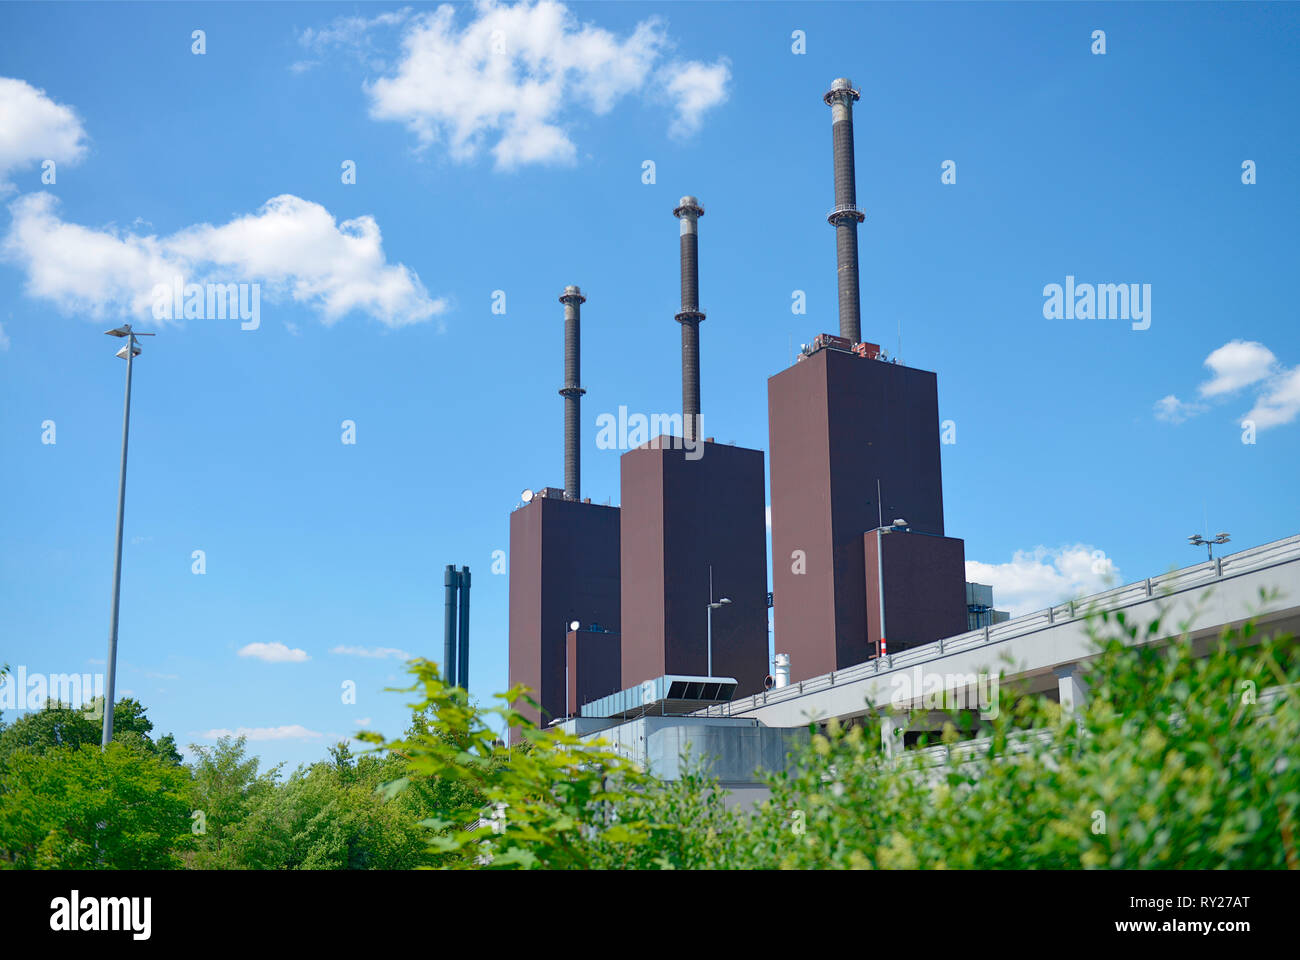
0,740,193,869
213,747,428,870
363,660,658,869
0,696,181,768
186,735,282,868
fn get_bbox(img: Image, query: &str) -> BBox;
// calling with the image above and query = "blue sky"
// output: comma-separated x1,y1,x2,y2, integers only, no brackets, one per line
1,1,1296,771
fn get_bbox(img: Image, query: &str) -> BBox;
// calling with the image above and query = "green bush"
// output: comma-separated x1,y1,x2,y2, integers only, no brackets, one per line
369,605,1299,870
739,607,1300,869
0,740,193,869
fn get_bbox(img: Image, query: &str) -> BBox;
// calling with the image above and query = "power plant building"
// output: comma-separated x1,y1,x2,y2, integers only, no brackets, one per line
508,76,989,728
619,437,768,697
767,78,969,680
615,194,770,699
507,288,622,737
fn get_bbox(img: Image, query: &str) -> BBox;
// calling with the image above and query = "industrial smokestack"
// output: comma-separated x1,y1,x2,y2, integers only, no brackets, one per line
456,566,470,689
443,564,458,684
673,196,705,443
824,78,865,344
558,285,586,500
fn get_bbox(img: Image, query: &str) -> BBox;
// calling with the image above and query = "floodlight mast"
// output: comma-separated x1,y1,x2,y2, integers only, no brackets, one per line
1188,531,1231,562
101,324,154,749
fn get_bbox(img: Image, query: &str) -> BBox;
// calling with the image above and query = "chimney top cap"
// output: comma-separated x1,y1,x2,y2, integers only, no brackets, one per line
564,284,581,295
823,78,861,104
673,196,704,218
559,284,586,304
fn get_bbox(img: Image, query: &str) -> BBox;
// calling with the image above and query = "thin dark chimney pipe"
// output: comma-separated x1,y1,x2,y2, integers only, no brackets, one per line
673,196,705,443
443,564,458,684
456,566,470,689
558,286,586,500
824,78,865,344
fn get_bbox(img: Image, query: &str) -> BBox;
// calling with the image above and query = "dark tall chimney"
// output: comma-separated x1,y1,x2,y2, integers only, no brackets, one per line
558,286,586,500
456,566,470,689
673,196,705,442
443,564,458,684
824,78,864,344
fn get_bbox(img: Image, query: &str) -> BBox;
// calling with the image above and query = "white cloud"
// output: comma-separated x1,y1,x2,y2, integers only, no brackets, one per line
354,717,373,726
331,644,412,660
1198,340,1277,397
361,1,728,169
662,59,730,138
2,192,444,327
196,724,323,741
0,321,8,351
294,8,413,73
0,77,88,187
1157,339,1299,432
765,504,771,530
1245,366,1300,430
237,641,310,663
965,544,1120,618
1153,394,1205,424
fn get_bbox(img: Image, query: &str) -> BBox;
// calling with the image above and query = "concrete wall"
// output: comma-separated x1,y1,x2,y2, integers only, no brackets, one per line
583,715,810,786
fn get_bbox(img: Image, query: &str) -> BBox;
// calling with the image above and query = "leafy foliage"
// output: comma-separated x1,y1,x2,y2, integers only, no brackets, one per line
189,738,430,870
360,660,657,869
735,607,1300,869
0,696,181,768
0,740,193,869
1,603,1295,870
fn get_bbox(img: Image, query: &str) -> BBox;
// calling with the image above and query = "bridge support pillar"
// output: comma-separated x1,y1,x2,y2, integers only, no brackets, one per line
881,714,904,758
1055,666,1090,717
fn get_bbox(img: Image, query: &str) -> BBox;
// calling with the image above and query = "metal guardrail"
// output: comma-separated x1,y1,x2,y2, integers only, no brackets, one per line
907,683,1295,771
699,534,1300,719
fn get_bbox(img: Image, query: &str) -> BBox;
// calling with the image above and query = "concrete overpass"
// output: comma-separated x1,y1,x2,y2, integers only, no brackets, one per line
696,533,1300,732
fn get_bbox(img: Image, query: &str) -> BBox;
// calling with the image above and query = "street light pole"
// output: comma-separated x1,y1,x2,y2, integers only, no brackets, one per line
873,517,909,660
565,620,580,720
876,528,886,659
102,324,153,748
705,567,731,677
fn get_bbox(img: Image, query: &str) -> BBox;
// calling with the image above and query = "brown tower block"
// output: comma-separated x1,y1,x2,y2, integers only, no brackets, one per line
508,495,620,737
864,529,968,657
768,347,948,680
619,437,768,697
